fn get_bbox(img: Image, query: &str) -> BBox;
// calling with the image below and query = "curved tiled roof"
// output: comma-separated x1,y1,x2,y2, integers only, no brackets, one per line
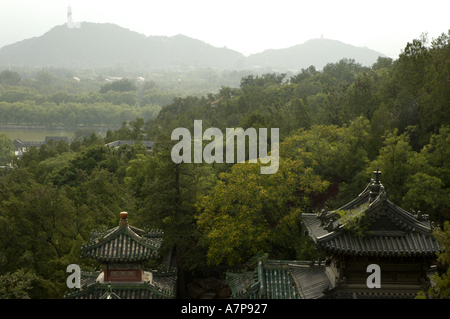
226,260,315,299
65,268,177,299
65,280,175,299
81,225,163,262
314,229,440,257
302,176,442,257
289,264,331,299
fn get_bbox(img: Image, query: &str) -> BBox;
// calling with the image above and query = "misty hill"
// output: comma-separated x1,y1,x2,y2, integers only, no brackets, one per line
246,38,386,70
0,23,246,69
0,23,386,70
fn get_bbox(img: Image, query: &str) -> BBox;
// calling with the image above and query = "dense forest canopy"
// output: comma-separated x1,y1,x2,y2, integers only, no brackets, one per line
1,31,450,299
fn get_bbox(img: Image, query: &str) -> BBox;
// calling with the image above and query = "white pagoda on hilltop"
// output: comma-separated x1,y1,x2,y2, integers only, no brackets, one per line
67,5,81,28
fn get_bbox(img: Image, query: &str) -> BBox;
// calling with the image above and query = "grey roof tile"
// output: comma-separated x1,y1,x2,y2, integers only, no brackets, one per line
302,178,442,257
289,265,331,299
81,225,163,262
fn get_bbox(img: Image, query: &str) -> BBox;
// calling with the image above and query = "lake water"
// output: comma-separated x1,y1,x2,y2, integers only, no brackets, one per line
1,128,76,142
1,127,111,142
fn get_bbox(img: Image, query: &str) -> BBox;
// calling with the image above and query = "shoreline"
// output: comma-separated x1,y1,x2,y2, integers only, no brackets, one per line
0,125,120,130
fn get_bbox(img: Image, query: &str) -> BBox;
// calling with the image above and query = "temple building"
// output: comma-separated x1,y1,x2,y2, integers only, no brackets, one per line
65,212,177,299
227,168,442,299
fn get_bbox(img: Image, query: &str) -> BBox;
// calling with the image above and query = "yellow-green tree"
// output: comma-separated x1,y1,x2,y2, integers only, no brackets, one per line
196,140,328,266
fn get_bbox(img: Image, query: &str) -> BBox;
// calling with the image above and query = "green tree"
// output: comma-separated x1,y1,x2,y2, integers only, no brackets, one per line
0,269,42,299
0,182,82,298
292,95,312,130
419,31,450,133
65,112,77,128
36,70,54,86
402,172,449,223
402,126,450,222
126,136,214,298
369,102,391,160
320,83,347,126
322,58,364,84
0,70,21,86
99,78,137,94
344,74,377,121
118,91,137,106
369,129,416,204
130,118,145,140
371,56,393,71
75,168,136,227
416,221,450,299
0,102,12,124
196,135,328,266
0,132,15,164
290,66,319,84
393,34,430,96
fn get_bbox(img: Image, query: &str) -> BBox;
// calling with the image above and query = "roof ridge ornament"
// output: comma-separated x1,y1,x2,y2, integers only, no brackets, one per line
369,167,383,203
119,212,128,228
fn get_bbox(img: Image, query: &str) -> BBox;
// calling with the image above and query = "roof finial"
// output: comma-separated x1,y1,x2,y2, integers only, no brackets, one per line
369,166,382,202
373,165,381,184
119,212,128,228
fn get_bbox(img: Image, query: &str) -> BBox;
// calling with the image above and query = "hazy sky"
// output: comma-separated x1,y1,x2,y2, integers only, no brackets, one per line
1,0,449,59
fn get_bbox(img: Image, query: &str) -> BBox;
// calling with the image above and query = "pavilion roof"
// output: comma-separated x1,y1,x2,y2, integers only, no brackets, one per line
65,267,177,299
81,212,163,262
302,169,442,257
226,260,319,299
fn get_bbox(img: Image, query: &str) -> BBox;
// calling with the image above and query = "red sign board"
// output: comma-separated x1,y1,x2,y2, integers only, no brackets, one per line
105,269,142,282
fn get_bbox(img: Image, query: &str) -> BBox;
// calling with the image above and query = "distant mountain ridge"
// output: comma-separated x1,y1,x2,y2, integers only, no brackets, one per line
247,38,386,70
0,22,386,70
0,23,245,69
